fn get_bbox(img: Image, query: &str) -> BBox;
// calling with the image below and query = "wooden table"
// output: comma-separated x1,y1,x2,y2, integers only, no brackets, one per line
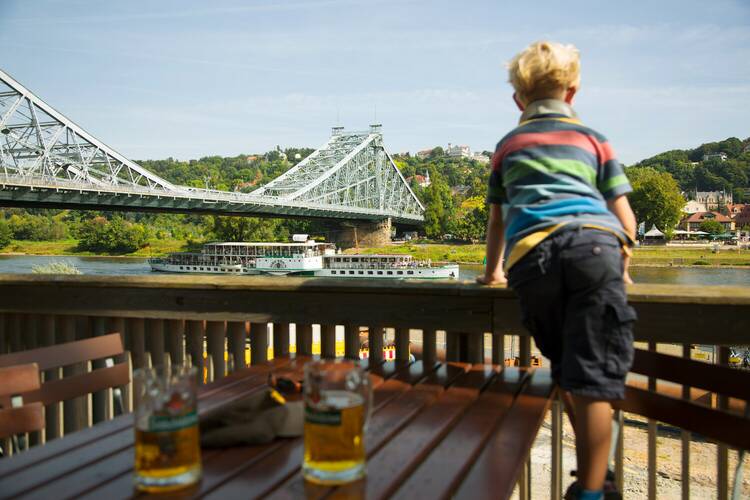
0,357,555,500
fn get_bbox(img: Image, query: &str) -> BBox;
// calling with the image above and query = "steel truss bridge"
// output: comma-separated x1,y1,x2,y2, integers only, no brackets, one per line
0,69,424,224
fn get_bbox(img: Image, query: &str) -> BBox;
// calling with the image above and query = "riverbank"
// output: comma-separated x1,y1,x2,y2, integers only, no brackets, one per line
0,238,190,258
3,239,750,267
345,242,750,267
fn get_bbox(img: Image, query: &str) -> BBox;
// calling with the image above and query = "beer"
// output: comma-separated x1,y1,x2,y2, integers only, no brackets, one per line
304,390,366,484
135,422,202,492
133,365,201,492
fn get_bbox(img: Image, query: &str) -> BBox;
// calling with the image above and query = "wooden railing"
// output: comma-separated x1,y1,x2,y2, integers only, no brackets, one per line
0,274,748,498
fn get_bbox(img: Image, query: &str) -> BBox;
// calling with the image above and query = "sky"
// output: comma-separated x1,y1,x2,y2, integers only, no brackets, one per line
0,0,748,165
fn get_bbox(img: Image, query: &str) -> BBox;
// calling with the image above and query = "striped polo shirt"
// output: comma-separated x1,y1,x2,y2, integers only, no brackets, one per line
488,99,632,271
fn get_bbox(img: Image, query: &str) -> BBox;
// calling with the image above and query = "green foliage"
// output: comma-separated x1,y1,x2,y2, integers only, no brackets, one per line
77,216,148,253
7,213,67,240
451,196,488,241
31,260,82,274
420,171,455,238
699,220,725,235
210,216,290,242
626,167,685,231
0,219,11,248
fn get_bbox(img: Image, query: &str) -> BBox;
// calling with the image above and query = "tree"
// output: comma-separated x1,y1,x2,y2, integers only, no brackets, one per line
451,196,488,242
210,216,288,242
77,216,148,253
0,219,12,248
699,220,725,235
626,167,685,232
420,171,455,239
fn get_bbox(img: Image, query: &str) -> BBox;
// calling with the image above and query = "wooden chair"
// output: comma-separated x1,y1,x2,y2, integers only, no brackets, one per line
0,333,129,423
0,363,44,455
615,348,750,497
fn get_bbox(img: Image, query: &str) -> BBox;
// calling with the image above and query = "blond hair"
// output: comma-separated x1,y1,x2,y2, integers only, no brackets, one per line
507,41,580,105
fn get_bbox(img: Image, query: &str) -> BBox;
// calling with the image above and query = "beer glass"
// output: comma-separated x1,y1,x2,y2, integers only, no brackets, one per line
303,360,372,484
133,365,201,492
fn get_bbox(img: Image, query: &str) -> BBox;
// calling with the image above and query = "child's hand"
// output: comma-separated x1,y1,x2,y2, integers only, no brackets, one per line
476,273,507,286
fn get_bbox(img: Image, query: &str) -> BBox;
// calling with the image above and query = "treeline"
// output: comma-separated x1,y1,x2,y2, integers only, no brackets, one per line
1,136,747,253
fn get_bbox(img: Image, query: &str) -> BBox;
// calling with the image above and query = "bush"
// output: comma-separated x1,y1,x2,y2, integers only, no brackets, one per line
77,216,148,253
8,214,67,240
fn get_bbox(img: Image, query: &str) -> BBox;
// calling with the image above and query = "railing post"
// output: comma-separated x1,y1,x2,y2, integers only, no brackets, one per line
186,320,205,383
344,324,360,360
491,333,503,365
422,329,437,366
395,327,410,362
228,321,247,370
128,318,146,370
273,323,290,359
61,315,86,434
519,335,531,366
717,345,729,500
90,316,109,424
296,324,313,356
0,313,6,355
146,319,166,367
250,322,268,365
368,325,384,361
647,341,657,500
615,409,624,492
206,321,226,380
445,331,460,362
321,324,337,359
166,319,185,367
681,343,691,500
40,314,61,441
551,394,563,500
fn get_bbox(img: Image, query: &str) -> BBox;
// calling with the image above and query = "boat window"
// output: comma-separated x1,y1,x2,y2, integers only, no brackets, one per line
344,258,350,262
335,258,341,262
407,270,414,275
389,258,395,262
397,271,403,275
377,271,383,275
179,266,183,270
331,270,336,274
358,271,363,275
199,267,203,270
349,271,354,275
387,271,393,275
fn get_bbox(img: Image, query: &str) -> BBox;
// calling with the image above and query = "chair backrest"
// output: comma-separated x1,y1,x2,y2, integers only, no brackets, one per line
0,363,44,438
615,348,750,450
0,333,129,406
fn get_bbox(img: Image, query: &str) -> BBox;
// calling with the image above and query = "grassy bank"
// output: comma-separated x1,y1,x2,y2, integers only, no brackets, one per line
346,243,750,267
0,238,191,258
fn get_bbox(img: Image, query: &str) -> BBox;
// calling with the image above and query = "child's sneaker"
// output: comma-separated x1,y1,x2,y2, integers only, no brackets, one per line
564,470,622,500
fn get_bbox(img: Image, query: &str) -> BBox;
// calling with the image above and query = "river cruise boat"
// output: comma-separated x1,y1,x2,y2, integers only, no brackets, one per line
315,254,459,280
148,236,335,276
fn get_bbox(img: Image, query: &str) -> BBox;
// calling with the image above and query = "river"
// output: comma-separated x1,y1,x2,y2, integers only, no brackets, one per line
2,255,750,286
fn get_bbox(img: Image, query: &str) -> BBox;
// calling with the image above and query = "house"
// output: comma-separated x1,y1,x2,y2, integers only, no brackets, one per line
680,211,735,232
416,148,436,160
683,200,707,214
725,203,747,217
406,170,431,188
446,143,472,158
694,190,733,210
702,152,728,162
472,153,490,164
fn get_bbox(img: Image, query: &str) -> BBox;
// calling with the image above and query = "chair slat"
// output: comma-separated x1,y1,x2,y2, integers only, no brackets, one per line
22,363,130,406
0,403,45,438
0,333,123,371
631,348,750,401
614,386,750,450
0,363,40,398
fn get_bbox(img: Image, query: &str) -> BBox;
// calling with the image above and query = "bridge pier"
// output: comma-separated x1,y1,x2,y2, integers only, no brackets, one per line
332,218,392,249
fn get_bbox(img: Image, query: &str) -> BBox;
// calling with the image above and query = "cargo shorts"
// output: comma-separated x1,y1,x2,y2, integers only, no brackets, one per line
507,227,637,400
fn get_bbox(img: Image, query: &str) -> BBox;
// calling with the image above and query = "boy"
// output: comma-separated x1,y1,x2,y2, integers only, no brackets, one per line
478,41,637,500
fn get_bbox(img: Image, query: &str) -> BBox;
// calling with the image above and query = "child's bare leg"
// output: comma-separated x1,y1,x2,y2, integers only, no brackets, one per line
571,395,612,491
